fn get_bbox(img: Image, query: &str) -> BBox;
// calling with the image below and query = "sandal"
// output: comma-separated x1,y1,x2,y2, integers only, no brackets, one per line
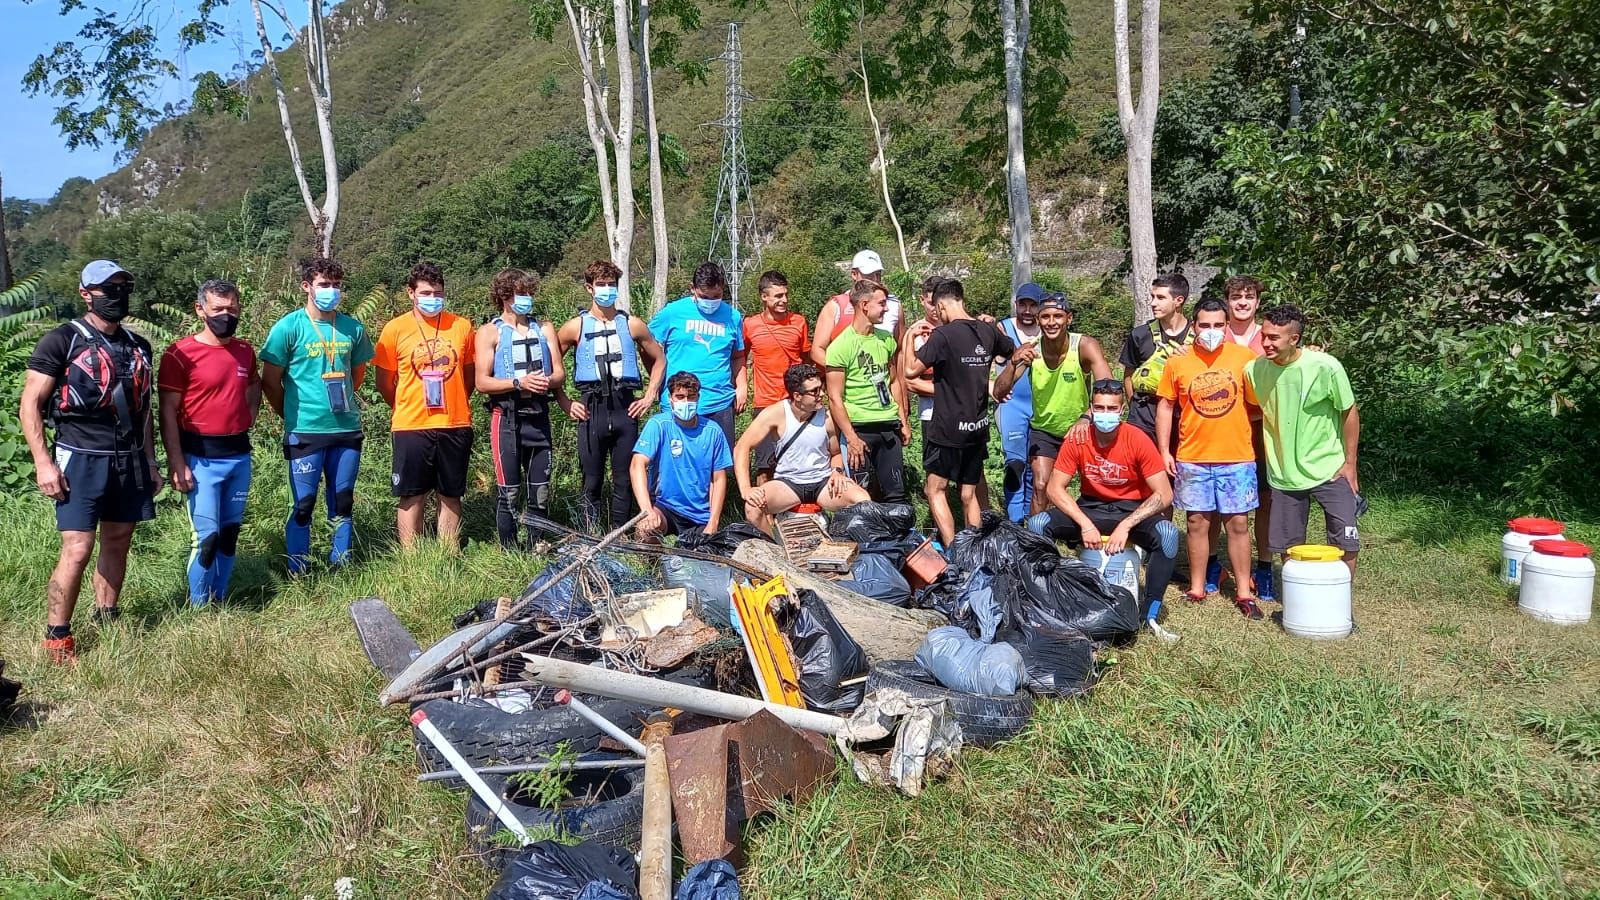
1183,589,1209,604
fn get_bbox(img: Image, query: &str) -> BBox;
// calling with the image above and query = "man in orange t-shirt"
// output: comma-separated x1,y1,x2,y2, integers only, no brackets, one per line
741,270,811,484
1156,296,1263,618
376,262,476,550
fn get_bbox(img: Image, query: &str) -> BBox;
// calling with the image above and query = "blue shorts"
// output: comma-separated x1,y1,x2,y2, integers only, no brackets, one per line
1175,461,1259,515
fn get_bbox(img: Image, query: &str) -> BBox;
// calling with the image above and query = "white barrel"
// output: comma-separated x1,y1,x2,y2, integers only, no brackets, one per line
1518,540,1594,625
1080,546,1145,598
1501,517,1564,586
1281,544,1352,639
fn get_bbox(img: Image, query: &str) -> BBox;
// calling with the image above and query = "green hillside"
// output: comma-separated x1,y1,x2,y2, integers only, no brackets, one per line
11,0,1234,284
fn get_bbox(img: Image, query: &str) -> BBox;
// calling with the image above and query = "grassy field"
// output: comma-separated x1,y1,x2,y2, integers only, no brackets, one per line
1,448,1597,897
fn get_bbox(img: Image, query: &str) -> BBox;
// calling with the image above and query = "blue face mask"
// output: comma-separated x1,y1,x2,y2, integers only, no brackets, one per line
313,287,341,311
671,398,698,422
1092,411,1122,434
417,295,446,317
594,286,619,308
511,294,534,316
694,296,722,316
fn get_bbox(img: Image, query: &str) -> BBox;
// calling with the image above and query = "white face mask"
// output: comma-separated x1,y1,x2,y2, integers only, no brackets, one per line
694,296,722,316
671,398,697,421
1196,328,1225,351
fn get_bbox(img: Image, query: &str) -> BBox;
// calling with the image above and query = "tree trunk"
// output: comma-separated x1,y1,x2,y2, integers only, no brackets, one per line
251,0,339,257
1114,0,1161,325
566,1,619,280
636,0,670,313
609,0,637,310
858,38,909,275
0,169,13,292
1000,0,1034,292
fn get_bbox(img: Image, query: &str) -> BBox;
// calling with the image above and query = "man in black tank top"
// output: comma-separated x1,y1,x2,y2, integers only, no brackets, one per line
734,363,868,533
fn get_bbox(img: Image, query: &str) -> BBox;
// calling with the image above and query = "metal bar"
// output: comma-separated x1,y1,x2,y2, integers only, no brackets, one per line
411,709,531,844
418,757,645,783
558,689,649,757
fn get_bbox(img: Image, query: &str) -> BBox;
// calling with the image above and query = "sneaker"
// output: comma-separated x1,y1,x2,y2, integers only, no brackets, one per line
1204,556,1224,594
43,635,77,665
91,605,122,625
1253,563,1277,603
1234,597,1264,620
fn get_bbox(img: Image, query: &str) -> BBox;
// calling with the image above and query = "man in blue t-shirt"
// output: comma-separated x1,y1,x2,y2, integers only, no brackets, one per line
630,372,733,541
648,262,747,449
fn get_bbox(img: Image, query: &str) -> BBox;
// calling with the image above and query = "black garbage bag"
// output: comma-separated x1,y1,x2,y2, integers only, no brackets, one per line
827,501,916,543
837,552,912,606
680,522,774,556
915,565,1004,641
1002,624,1098,696
676,860,740,899
947,511,1060,577
781,589,869,713
486,840,640,900
1011,555,1141,644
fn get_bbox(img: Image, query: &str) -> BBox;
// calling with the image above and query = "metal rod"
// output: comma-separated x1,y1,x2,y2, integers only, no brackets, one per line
418,758,645,783
411,709,531,844
558,689,649,757
386,510,645,705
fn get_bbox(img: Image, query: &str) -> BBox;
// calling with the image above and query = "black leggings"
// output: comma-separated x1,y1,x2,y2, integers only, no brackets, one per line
490,405,553,549
577,390,640,531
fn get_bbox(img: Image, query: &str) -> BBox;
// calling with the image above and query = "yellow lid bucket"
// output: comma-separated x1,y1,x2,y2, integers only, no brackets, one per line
1288,544,1345,562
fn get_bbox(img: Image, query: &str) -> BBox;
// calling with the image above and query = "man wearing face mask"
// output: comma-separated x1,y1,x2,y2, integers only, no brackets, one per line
158,279,261,607
630,373,733,542
1156,297,1264,618
556,260,667,532
649,262,747,450
1029,380,1179,640
376,262,476,550
476,268,564,549
262,257,374,573
20,260,159,663
992,282,1045,522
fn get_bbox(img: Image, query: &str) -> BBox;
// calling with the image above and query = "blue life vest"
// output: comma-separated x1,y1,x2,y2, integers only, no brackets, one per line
492,316,552,381
999,317,1033,413
574,310,641,393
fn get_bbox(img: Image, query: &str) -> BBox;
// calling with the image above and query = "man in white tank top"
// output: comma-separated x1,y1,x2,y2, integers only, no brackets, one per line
734,362,870,533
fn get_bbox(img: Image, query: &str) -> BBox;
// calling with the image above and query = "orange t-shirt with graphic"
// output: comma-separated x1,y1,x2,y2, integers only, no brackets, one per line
376,311,476,431
1156,342,1257,463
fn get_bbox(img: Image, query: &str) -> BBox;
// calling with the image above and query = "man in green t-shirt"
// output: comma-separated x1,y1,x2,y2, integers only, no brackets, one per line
260,257,375,573
1244,305,1362,579
824,279,909,503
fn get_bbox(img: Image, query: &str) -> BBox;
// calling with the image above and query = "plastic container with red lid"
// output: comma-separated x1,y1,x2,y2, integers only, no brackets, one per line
1502,518,1567,586
1521,539,1594,625
1530,539,1591,558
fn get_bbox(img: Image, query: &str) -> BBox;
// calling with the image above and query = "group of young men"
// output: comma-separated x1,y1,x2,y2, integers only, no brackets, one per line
21,251,1359,664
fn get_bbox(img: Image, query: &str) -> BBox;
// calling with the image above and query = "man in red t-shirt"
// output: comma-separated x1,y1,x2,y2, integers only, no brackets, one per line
158,278,261,607
1029,379,1179,631
741,270,811,484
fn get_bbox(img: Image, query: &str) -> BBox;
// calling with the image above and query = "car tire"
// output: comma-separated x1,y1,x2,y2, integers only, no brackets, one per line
864,659,1035,748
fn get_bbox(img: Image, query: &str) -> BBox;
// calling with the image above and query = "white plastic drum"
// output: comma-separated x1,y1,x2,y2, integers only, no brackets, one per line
1502,517,1564,586
1281,544,1353,639
1518,539,1594,625
1080,546,1145,598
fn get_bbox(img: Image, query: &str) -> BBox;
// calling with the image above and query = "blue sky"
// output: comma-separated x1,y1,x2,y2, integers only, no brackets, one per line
1,0,299,201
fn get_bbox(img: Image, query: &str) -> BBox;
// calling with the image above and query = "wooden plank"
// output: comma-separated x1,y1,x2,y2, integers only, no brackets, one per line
731,540,942,663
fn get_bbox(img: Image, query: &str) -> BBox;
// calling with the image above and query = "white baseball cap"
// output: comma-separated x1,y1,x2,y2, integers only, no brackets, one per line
850,249,884,275
80,259,130,288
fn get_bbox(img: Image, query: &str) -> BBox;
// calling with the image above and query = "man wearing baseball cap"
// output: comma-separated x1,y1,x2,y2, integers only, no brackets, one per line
992,282,1045,521
810,249,904,371
19,259,161,664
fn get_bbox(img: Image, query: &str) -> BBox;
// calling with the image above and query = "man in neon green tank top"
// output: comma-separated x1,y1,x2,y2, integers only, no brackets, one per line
991,295,1112,515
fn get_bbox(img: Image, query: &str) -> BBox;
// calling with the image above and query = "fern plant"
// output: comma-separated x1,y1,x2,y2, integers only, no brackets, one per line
1,273,51,492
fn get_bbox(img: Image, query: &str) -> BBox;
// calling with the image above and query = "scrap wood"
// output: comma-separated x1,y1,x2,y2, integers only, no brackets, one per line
664,710,837,864
640,613,720,669
639,718,675,900
732,540,942,663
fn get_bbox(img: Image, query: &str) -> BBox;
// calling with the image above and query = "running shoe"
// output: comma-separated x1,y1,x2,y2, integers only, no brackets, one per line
1204,556,1224,594
42,635,77,665
1253,562,1277,602
1234,596,1264,620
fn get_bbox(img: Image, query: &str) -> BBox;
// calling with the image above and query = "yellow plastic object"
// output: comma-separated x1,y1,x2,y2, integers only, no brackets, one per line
732,576,806,708
1287,544,1345,562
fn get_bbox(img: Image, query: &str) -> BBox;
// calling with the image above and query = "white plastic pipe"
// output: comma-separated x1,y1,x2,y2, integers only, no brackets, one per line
556,689,648,757
411,709,531,844
521,654,849,736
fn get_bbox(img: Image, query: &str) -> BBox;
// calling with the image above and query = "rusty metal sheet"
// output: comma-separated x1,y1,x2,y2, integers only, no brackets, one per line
663,709,837,864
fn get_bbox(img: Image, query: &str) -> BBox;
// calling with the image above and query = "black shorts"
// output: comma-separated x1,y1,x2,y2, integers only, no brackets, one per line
392,428,473,498
1027,427,1064,463
751,407,778,472
779,477,829,505
658,505,708,539
923,440,987,486
53,447,156,531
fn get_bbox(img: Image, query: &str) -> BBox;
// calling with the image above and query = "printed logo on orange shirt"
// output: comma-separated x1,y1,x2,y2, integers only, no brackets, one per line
1188,369,1240,418
408,339,459,378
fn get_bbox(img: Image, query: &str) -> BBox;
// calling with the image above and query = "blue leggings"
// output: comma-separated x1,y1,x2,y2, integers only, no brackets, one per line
996,403,1033,522
185,453,253,606
286,443,361,573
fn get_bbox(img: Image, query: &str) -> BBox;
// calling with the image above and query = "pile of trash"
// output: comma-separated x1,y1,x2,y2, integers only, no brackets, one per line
353,503,1138,898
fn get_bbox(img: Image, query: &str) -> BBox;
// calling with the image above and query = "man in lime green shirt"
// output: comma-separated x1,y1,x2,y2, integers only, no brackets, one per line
1244,305,1362,579
824,279,909,503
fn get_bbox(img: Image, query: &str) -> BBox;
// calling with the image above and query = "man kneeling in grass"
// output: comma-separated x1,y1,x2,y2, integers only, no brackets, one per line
630,372,732,543
1029,379,1181,641
735,363,869,534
